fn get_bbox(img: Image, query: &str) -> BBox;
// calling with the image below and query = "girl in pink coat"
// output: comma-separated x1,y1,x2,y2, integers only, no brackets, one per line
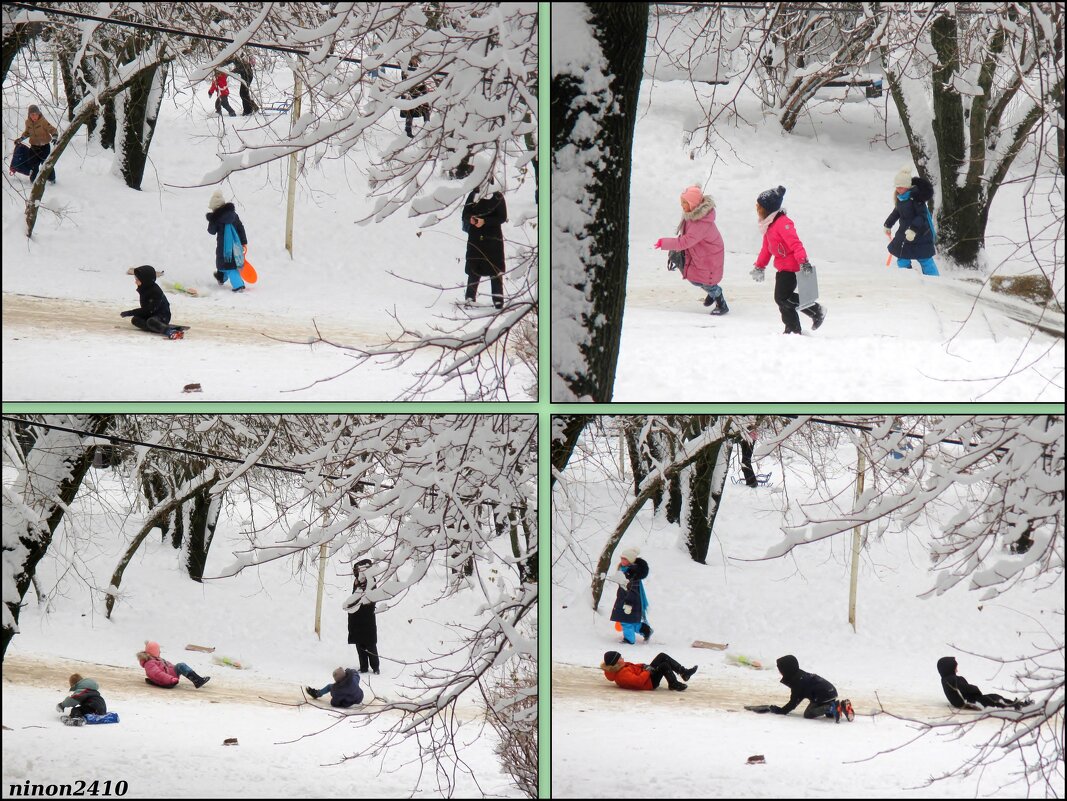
136,640,211,689
654,185,729,315
750,185,826,334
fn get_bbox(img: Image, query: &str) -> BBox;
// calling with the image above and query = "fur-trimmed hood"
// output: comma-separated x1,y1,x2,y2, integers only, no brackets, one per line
677,195,715,232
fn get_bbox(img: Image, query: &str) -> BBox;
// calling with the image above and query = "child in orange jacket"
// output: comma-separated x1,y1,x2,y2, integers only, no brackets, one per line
600,650,696,691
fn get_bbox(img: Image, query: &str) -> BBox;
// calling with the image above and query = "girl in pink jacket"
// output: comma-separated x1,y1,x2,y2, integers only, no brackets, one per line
654,185,729,314
750,185,826,334
137,640,211,689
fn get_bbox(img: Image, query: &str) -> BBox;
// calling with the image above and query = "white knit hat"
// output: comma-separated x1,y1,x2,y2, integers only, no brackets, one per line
892,166,913,190
208,189,227,211
619,547,640,563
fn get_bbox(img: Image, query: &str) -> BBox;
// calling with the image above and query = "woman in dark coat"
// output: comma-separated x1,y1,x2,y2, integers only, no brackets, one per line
347,560,379,674
462,182,508,309
884,170,939,276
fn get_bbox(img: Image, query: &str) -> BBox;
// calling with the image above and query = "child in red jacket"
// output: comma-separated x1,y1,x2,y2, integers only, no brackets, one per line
136,640,211,689
208,71,236,117
751,185,826,334
600,650,697,691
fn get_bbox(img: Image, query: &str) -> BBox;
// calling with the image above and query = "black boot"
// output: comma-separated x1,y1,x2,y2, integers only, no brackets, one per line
710,297,729,315
188,671,211,689
305,686,321,699
680,665,698,681
667,676,687,691
703,294,715,307
214,271,225,285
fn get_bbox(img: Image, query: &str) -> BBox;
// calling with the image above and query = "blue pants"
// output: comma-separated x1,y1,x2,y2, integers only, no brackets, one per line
173,662,195,679
897,257,939,276
620,622,641,644
689,281,722,301
223,267,246,289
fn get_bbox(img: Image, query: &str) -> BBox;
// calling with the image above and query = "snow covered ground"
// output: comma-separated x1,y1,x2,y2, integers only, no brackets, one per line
551,429,1064,798
2,64,536,401
1,464,522,798
618,80,1064,401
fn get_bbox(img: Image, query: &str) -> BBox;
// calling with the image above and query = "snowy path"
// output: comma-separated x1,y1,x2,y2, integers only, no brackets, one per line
554,662,973,722
3,293,383,348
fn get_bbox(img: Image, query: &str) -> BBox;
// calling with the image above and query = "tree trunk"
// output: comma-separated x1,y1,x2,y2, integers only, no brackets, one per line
2,416,112,661
185,485,220,582
1,22,37,87
684,439,730,564
119,58,166,190
550,415,589,487
551,3,648,401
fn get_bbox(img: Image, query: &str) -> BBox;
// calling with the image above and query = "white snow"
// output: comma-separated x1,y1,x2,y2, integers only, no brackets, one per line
616,79,1064,401
552,424,1064,798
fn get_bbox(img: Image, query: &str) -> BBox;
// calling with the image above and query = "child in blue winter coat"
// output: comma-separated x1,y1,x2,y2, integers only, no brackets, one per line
306,667,364,708
885,167,939,276
206,189,248,292
609,547,652,645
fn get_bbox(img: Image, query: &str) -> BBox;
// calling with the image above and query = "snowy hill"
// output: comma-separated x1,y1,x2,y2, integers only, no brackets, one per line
2,64,536,401
618,80,1063,401
552,420,1064,798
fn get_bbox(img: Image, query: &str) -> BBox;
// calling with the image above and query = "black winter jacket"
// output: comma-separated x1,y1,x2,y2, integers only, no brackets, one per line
937,656,983,708
463,190,507,277
776,654,837,714
206,203,248,271
609,558,649,624
347,575,378,645
126,265,171,323
884,177,936,260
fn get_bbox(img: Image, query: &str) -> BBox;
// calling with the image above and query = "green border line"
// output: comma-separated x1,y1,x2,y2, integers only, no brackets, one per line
537,3,550,798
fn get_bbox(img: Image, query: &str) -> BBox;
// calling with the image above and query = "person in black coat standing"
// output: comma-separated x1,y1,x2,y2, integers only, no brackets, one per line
766,654,853,721
936,656,1030,711
346,560,380,674
609,547,651,645
884,168,939,276
462,181,508,310
120,265,173,335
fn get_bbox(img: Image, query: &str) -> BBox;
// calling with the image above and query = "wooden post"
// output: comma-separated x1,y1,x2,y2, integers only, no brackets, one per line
314,542,328,639
848,450,865,631
284,71,303,257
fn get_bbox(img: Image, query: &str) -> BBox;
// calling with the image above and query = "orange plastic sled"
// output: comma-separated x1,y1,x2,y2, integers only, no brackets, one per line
240,257,258,284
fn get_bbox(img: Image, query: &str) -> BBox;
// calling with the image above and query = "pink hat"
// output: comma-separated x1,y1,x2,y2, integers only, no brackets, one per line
144,640,161,658
681,185,704,209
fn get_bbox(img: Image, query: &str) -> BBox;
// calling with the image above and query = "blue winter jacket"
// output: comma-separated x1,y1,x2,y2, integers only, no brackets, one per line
206,202,248,271
329,668,364,708
884,182,935,260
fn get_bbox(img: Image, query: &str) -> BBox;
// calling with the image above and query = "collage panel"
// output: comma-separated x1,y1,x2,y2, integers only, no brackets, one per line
2,2,538,403
551,3,1064,403
551,413,1065,798
1,412,538,798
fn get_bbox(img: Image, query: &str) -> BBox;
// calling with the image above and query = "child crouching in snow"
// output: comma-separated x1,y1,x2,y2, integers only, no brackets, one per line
758,654,853,722
653,184,729,315
137,640,211,689
56,673,107,720
750,186,826,335
600,650,697,692
120,266,181,338
885,166,939,276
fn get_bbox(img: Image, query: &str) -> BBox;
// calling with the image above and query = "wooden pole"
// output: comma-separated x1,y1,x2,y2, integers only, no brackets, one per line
314,542,328,639
284,71,302,257
848,449,866,631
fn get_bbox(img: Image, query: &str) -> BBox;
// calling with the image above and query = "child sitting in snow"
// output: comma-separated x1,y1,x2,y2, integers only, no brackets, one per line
653,184,729,315
884,166,939,276
56,673,107,720
750,185,826,335
136,641,211,689
306,667,364,708
600,650,696,692
120,266,181,338
936,656,1031,711
760,654,853,722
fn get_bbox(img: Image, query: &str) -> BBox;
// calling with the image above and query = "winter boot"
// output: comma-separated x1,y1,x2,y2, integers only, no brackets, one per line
232,286,246,293
831,701,842,723
841,698,854,722
188,671,211,689
214,271,225,285
61,715,86,726
703,294,715,307
811,305,827,330
639,622,654,642
709,297,730,315
667,676,687,692
305,686,321,699
680,665,698,682
167,329,184,340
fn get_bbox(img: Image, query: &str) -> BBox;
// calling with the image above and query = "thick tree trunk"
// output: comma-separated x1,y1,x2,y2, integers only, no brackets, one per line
684,438,731,564
119,61,166,190
2,416,112,661
1,22,37,87
185,486,220,582
550,415,589,487
551,3,648,401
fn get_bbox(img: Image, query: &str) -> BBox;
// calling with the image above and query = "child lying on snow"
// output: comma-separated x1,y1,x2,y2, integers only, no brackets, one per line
937,656,1031,711
600,650,696,692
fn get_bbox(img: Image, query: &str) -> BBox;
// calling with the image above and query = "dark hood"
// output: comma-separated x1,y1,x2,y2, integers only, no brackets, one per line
207,202,237,225
133,265,157,284
910,176,934,203
777,654,800,679
936,656,957,678
624,558,649,581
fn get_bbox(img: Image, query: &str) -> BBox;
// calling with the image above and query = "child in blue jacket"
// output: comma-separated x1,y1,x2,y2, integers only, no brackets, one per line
885,167,939,276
